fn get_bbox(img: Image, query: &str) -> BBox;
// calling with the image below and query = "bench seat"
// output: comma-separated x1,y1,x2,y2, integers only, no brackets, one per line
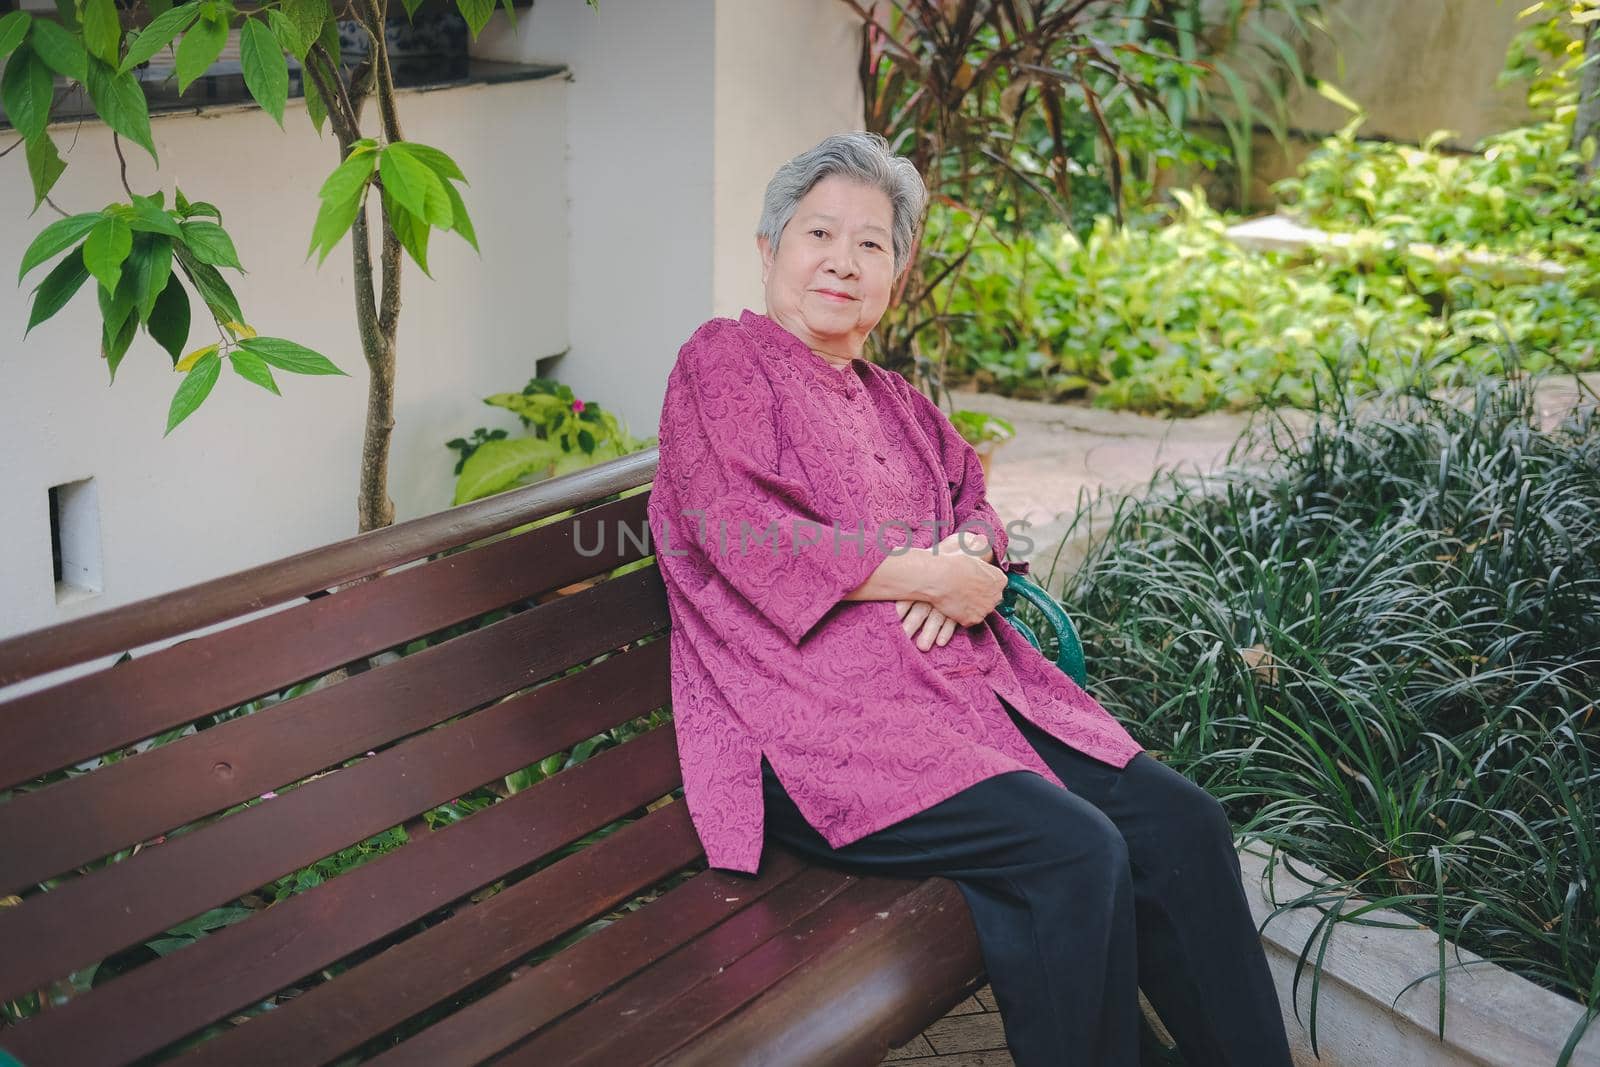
0,450,991,1066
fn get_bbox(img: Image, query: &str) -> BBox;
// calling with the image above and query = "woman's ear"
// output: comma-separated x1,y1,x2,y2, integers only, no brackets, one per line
756,235,773,284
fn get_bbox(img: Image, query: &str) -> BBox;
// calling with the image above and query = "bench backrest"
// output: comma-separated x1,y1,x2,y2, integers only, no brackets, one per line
0,450,712,1065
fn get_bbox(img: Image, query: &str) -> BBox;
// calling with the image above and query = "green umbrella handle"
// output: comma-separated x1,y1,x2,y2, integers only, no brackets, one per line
997,570,1089,687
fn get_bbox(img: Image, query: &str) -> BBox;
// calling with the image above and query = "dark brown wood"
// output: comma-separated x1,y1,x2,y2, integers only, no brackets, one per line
0,637,671,1006
0,450,658,687
0,492,652,790
659,878,986,1067
0,568,668,896
365,853,818,1067
0,723,686,1067
496,864,873,1067
181,799,713,1067
513,875,933,1067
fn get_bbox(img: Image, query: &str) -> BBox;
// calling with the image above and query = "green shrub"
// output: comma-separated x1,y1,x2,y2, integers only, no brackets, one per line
1045,366,1600,1056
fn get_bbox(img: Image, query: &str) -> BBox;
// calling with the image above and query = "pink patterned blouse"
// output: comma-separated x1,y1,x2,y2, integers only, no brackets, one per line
647,309,1144,875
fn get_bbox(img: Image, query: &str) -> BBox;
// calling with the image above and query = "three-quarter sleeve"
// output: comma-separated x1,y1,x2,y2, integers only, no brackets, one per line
649,321,905,645
894,376,1029,577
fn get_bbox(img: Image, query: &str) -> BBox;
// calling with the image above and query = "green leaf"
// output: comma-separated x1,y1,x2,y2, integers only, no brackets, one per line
134,235,174,319
401,0,426,17
456,0,494,38
120,2,203,72
0,12,30,60
102,303,138,381
83,214,133,294
1314,78,1364,116
228,346,280,394
81,0,122,67
315,6,339,66
238,336,346,375
26,247,91,336
19,211,101,282
145,273,191,362
441,179,478,252
23,132,67,212
307,146,377,262
318,142,378,200
1,45,54,141
98,256,136,336
175,244,243,323
239,18,287,126
273,0,325,60
28,18,87,81
307,194,362,264
389,141,466,183
179,220,242,270
165,349,221,436
85,57,157,160
384,192,432,277
174,190,222,221
176,3,229,93
127,196,182,236
454,437,561,504
378,145,448,225
302,59,327,133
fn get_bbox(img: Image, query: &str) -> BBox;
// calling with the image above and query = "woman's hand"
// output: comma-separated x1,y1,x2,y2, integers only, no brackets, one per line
898,529,1007,645
896,598,956,651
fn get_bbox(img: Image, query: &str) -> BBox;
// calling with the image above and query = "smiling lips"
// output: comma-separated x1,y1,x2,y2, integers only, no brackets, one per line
813,288,857,302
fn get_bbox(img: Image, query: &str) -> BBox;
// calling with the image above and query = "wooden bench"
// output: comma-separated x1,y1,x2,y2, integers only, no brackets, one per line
0,448,1111,1067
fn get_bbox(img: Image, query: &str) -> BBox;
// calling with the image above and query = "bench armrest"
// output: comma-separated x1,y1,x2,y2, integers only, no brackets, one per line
997,571,1088,687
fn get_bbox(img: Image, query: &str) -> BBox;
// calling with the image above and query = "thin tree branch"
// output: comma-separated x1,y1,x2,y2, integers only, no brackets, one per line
112,133,135,197
0,137,23,159
304,44,363,147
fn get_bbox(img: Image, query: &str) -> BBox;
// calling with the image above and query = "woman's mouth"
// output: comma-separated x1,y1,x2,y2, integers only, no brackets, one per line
813,289,856,303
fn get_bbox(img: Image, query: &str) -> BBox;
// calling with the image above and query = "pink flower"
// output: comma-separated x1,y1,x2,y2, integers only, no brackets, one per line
571,399,585,413
259,791,278,800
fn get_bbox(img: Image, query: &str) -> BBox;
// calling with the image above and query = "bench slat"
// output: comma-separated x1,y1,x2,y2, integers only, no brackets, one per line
0,637,669,1002
659,878,984,1067
0,721,685,1066
493,863,868,1067
0,568,669,895
365,852,817,1067
560,876,940,1067
0,492,650,791
517,875,924,1067
180,801,713,1067
0,451,658,687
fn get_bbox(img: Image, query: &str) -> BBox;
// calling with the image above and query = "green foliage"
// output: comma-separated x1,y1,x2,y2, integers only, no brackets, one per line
930,129,1600,414
447,377,656,505
1049,367,1600,1049
5,0,494,440
949,409,1015,446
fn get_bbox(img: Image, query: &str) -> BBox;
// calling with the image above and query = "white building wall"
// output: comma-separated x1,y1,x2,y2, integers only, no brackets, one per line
711,0,865,319
0,79,569,638
477,0,866,433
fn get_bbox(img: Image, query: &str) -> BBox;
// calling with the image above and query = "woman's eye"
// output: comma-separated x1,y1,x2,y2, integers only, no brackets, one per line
863,240,883,250
810,228,828,238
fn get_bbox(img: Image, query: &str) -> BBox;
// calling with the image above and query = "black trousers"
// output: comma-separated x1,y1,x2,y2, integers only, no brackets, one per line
759,696,1294,1067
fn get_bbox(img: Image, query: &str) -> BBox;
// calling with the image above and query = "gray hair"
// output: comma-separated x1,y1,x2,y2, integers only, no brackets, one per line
756,131,928,277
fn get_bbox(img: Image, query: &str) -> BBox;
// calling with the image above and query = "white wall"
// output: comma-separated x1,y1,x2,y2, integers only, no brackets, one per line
477,0,865,433
711,0,865,318
0,79,568,638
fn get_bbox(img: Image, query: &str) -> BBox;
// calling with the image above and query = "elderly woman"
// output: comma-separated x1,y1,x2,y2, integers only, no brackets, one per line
646,132,1292,1067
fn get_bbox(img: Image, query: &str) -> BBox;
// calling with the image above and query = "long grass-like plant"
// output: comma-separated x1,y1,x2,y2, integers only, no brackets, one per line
1039,356,1599,1062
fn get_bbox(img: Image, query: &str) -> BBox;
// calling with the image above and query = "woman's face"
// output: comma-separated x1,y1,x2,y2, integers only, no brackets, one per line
759,175,896,359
